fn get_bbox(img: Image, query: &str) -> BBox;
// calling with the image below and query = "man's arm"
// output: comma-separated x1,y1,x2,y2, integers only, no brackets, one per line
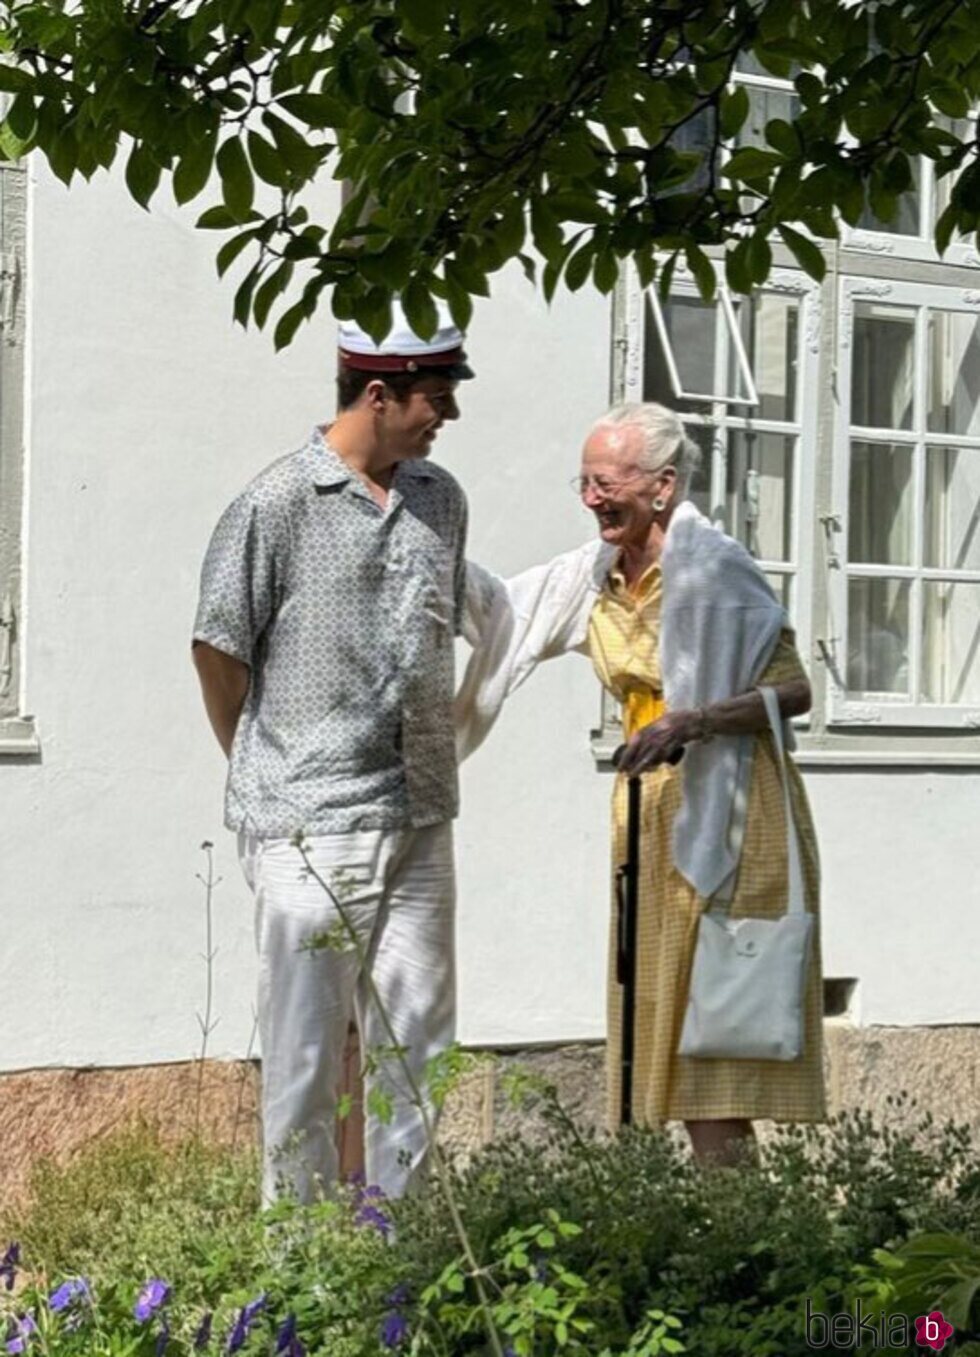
192,641,251,758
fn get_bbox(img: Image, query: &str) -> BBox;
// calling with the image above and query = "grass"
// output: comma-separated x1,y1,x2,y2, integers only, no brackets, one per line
0,1123,260,1294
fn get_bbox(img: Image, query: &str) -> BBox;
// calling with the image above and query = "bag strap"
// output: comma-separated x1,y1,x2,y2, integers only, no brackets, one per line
759,685,806,918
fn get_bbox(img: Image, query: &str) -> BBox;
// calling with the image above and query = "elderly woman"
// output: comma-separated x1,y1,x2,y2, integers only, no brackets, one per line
458,402,825,1162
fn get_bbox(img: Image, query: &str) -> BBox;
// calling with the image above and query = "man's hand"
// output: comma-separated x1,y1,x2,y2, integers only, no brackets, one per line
192,642,251,757
614,710,698,777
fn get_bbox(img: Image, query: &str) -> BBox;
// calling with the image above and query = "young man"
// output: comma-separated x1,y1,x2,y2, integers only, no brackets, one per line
192,306,473,1204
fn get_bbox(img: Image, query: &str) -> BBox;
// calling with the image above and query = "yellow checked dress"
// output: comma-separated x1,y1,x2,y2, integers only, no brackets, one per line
588,562,825,1127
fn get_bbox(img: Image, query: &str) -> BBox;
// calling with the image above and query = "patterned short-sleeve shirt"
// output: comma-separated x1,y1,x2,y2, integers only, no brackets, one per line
193,428,468,837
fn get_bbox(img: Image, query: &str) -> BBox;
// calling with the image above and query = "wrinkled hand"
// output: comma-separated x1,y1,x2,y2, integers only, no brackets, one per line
614,710,698,776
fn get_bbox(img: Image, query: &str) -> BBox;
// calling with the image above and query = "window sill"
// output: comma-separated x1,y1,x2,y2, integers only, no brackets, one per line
589,729,980,769
0,715,39,755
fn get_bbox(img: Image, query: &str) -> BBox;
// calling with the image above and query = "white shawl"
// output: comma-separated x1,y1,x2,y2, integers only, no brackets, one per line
455,502,788,899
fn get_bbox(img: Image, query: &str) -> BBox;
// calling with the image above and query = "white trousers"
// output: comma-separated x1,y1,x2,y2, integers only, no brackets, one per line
239,822,456,1205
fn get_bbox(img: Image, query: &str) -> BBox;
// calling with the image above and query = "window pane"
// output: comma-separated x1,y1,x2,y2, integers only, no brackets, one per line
732,292,798,422
848,441,914,565
643,296,713,416
922,581,980,704
733,87,800,153
727,431,794,561
684,422,715,520
735,53,799,78
672,106,715,194
932,117,973,241
847,578,911,696
925,446,980,571
851,303,915,429
857,156,921,236
765,572,792,612
927,309,980,437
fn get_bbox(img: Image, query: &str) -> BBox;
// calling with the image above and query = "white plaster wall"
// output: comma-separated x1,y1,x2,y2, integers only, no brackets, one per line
803,766,980,1027
0,158,611,1070
2,160,978,1075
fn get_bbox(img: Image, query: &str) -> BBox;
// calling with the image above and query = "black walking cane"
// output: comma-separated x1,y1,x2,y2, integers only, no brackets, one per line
615,772,641,1127
613,742,684,1127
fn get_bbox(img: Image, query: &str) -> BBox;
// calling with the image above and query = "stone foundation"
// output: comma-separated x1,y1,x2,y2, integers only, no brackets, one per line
2,1024,978,1209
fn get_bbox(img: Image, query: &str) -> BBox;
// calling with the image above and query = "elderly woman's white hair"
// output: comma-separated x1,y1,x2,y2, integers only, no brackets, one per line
590,402,702,499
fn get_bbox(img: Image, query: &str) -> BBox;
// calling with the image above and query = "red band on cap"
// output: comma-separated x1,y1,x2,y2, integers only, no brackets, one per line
339,346,465,372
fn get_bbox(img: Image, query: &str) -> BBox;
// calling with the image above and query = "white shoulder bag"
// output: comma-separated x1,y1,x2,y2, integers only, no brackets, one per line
677,685,813,1062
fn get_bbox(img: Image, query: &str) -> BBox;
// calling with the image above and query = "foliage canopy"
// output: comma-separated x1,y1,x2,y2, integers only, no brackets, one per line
1,0,979,346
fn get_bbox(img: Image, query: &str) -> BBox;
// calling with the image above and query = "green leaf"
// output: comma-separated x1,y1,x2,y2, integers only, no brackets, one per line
173,123,217,206
233,261,261,327
398,0,444,37
0,65,32,95
446,255,490,298
401,277,438,339
47,120,77,186
746,230,772,286
530,196,564,262
724,146,783,183
262,110,316,178
252,261,294,329
565,240,595,292
720,85,750,140
278,91,349,129
217,136,254,222
125,142,162,210
5,95,36,142
445,274,473,331
685,244,716,301
248,130,288,188
765,118,799,157
935,201,959,256
593,247,619,295
725,239,752,294
197,205,238,230
777,224,826,281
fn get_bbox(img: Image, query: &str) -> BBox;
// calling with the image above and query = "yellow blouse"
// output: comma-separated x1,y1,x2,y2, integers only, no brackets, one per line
587,560,666,738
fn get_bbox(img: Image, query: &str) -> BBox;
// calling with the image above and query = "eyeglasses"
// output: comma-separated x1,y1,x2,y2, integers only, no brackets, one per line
569,472,649,498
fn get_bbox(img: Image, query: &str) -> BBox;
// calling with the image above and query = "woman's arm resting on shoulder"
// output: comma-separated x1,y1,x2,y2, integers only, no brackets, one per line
192,641,251,758
615,678,811,776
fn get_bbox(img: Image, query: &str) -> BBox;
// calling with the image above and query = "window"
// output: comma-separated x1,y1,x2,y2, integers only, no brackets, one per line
827,281,980,727
605,62,980,762
0,161,33,755
847,117,978,268
621,264,820,653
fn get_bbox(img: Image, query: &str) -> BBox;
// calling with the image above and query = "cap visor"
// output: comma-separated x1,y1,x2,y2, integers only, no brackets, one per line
447,361,475,380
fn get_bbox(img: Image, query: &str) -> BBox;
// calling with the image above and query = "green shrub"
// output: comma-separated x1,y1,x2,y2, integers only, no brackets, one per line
2,1096,978,1357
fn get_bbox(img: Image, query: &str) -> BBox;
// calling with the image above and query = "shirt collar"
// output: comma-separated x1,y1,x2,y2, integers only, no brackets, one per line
304,426,436,487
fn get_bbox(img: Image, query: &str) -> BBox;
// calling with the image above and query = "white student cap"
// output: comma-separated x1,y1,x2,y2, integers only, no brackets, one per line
338,299,474,378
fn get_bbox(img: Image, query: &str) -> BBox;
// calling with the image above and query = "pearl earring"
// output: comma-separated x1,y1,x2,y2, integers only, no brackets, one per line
652,496,667,512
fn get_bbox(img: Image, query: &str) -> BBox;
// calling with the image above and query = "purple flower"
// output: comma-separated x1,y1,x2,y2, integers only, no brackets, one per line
193,1312,213,1350
274,1314,305,1357
0,1244,19,1292
134,1279,171,1323
226,1295,266,1353
5,1314,36,1355
354,1204,392,1237
48,1278,90,1313
380,1310,409,1349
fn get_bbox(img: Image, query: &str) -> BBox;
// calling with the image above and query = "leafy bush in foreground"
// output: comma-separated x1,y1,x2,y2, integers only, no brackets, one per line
2,1097,978,1356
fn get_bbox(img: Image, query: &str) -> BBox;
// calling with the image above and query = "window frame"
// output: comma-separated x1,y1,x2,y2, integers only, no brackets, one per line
0,161,35,757
621,260,821,674
826,275,980,729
